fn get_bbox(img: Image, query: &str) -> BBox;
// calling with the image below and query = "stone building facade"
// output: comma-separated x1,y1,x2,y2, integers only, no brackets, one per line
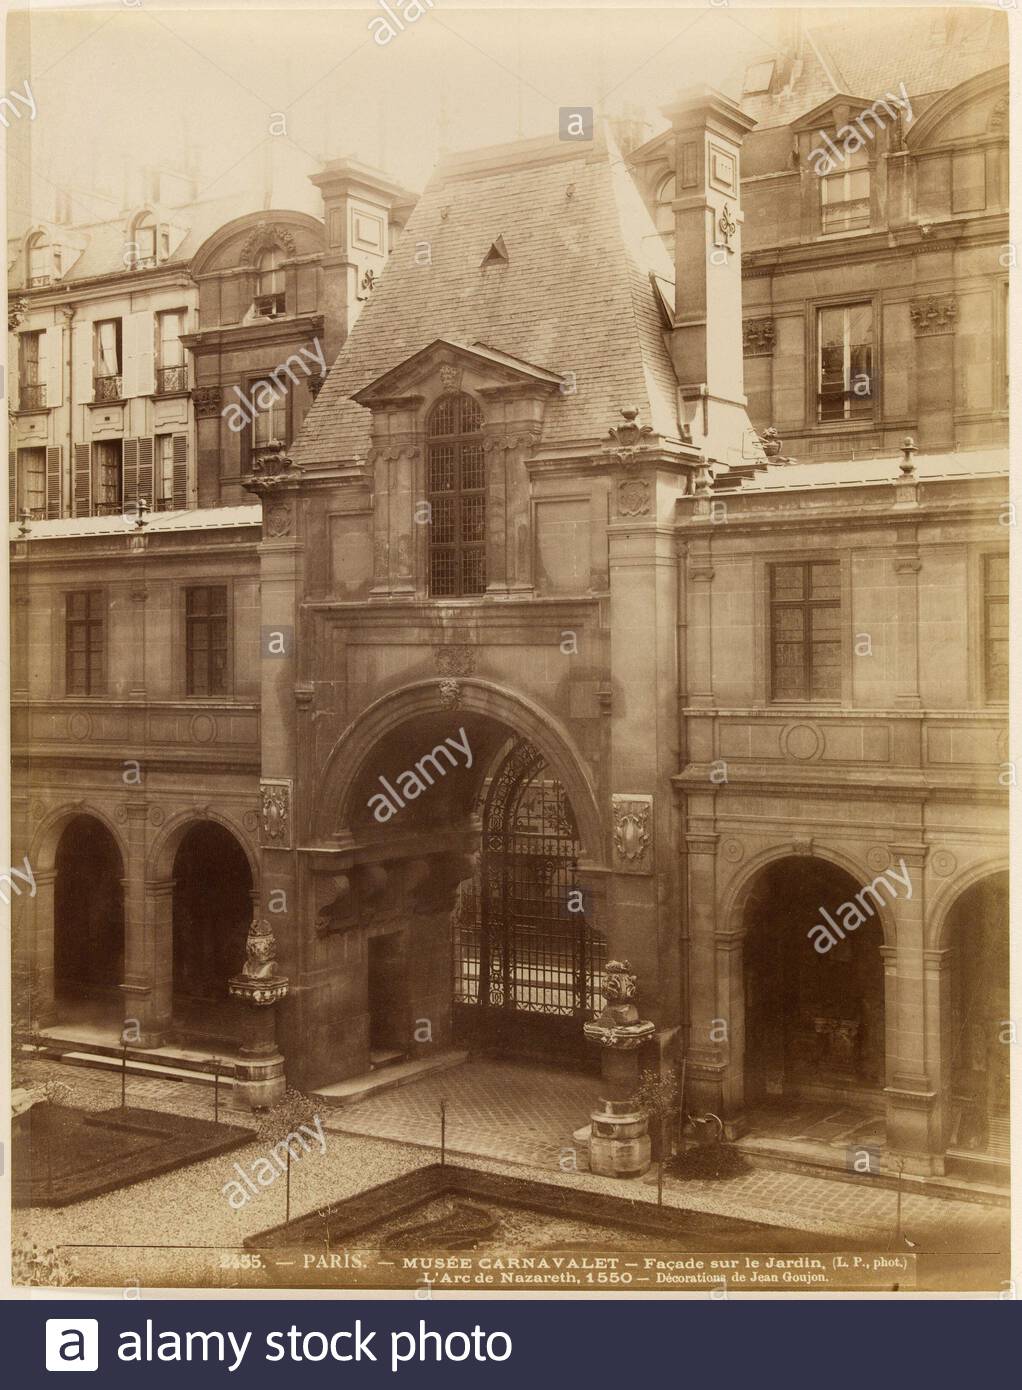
9,21,1010,1180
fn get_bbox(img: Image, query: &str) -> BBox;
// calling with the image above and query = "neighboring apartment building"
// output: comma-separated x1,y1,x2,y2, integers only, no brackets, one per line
629,7,1009,461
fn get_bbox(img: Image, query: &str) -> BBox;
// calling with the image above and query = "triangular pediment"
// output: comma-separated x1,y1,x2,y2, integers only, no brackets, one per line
351,337,563,406
792,93,888,132
481,234,509,267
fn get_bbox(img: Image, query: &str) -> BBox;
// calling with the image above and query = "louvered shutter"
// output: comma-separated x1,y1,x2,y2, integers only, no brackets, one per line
9,451,17,520
73,442,92,517
123,437,139,509
138,437,154,507
172,433,188,509
45,446,62,518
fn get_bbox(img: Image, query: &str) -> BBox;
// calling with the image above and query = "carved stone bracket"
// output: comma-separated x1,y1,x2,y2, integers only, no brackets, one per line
742,317,776,356
612,794,653,875
909,296,957,337
260,779,293,850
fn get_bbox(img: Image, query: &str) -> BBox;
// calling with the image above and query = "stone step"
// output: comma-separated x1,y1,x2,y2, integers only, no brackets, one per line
311,1050,469,1108
26,1044,237,1088
370,1049,406,1070
31,1028,240,1076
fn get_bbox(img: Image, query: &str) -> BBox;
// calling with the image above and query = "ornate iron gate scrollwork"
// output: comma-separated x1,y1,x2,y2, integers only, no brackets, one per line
453,737,604,1058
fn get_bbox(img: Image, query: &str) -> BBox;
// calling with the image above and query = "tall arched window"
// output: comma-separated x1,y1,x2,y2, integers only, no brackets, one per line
255,246,286,315
426,392,486,597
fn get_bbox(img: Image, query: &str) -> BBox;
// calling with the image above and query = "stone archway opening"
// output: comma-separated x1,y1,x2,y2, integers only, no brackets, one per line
171,821,252,1047
303,704,606,1088
946,871,1009,1169
53,814,125,1020
743,856,885,1106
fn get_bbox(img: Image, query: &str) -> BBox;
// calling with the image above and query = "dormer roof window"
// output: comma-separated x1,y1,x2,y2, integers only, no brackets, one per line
254,245,286,317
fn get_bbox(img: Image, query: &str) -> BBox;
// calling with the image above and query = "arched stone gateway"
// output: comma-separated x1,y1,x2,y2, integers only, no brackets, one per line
942,871,1009,1175
742,856,886,1106
293,691,610,1088
171,822,254,1047
53,814,126,1021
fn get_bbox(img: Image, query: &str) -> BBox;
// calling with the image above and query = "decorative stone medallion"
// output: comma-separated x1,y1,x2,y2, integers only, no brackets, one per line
866,845,892,873
68,712,93,742
721,839,744,864
260,779,293,850
617,478,650,517
612,794,653,875
931,849,957,878
782,722,824,761
265,502,292,538
434,645,475,677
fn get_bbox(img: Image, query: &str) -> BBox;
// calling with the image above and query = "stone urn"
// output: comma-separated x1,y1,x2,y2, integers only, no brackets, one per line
227,918,289,1109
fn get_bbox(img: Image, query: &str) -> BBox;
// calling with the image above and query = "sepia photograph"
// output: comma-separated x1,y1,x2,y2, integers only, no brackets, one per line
4,0,1015,1301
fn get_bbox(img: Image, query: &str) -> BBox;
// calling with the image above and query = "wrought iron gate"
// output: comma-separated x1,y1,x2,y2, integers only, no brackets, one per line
453,737,604,1059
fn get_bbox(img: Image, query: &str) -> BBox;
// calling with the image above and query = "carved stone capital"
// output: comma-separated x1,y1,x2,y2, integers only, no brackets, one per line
909,296,957,337
192,385,223,418
742,317,776,356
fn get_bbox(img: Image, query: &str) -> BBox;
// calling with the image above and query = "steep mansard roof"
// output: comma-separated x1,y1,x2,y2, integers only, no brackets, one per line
289,127,681,469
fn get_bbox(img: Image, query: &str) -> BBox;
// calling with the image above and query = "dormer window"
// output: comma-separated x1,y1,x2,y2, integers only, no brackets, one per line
820,146,871,234
654,173,676,255
254,246,286,317
28,232,51,286
134,214,158,268
426,393,486,598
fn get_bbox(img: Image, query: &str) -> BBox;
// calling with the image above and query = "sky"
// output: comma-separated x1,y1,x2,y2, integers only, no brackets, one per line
6,1,800,229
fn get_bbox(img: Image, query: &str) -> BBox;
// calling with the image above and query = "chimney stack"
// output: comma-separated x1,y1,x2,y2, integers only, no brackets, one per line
663,87,759,469
309,158,414,369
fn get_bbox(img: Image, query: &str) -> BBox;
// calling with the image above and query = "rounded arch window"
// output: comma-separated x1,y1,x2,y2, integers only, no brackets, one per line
134,212,157,263
654,173,676,242
27,231,50,284
426,391,485,597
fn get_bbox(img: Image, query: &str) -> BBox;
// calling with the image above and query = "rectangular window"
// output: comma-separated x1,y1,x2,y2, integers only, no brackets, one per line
952,151,986,214
18,331,45,409
250,381,288,450
156,433,174,507
818,303,874,422
821,147,871,234
94,318,122,400
19,447,46,516
771,561,841,701
93,439,123,513
65,591,104,695
155,309,187,393
984,553,1008,703
186,586,228,696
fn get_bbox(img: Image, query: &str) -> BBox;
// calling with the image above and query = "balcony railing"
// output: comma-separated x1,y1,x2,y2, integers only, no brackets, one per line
154,496,175,511
19,383,46,410
156,365,188,394
93,501,124,516
93,374,123,402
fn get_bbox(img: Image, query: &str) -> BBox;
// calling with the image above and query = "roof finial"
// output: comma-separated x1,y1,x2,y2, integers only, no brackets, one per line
899,436,918,476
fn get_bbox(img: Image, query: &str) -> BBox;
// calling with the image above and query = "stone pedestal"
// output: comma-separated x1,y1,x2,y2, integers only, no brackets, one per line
588,1099,651,1179
227,974,288,1110
582,959,655,1177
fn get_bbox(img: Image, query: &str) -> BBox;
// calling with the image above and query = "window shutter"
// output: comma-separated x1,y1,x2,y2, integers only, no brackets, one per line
9,451,17,520
172,433,188,509
123,437,139,509
73,442,92,517
44,325,64,407
45,445,62,518
138,436,154,505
